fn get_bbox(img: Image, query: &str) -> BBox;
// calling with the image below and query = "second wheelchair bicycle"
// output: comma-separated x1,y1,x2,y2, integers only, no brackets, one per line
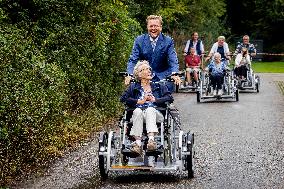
197,69,239,102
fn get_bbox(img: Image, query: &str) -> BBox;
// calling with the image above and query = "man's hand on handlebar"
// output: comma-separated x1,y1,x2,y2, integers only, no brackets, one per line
124,76,132,85
205,56,211,62
171,75,182,85
250,52,256,57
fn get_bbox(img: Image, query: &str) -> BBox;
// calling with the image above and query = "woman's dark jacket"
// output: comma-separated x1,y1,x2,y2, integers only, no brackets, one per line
120,82,174,108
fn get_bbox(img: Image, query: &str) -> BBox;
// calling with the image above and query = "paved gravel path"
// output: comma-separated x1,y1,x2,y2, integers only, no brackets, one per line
13,73,284,189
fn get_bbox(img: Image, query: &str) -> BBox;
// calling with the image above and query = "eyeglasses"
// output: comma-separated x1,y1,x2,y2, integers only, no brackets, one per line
148,25,161,28
243,39,249,41
139,67,152,72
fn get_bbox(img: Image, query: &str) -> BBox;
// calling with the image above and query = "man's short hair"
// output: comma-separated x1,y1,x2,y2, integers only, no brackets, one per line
146,15,163,25
191,32,198,37
243,35,250,40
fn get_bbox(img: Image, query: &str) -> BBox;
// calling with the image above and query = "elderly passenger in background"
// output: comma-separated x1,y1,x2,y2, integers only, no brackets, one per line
184,47,201,85
206,36,231,64
183,32,205,56
235,35,257,58
234,47,251,80
206,53,227,96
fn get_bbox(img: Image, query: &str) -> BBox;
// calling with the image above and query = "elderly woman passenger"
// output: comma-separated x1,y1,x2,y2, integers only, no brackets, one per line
234,47,251,80
120,60,173,155
206,52,227,96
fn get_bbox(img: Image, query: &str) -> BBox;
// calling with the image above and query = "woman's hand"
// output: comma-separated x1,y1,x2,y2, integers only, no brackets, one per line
146,94,156,102
137,98,146,105
137,94,155,105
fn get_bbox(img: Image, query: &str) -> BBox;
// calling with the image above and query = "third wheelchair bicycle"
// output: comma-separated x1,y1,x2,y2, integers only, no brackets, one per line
176,69,201,93
235,64,260,92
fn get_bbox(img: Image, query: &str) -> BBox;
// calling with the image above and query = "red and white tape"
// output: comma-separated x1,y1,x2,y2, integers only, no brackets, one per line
257,53,284,56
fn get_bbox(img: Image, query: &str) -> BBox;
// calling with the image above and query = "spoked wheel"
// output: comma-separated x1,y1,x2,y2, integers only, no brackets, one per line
98,132,108,180
121,144,129,166
255,76,260,93
256,83,259,93
186,132,194,178
175,84,179,93
205,79,210,96
163,137,171,166
236,89,239,101
197,91,201,103
226,76,231,95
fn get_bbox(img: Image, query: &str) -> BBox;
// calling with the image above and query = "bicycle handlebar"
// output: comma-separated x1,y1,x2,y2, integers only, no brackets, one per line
118,72,180,84
119,72,133,77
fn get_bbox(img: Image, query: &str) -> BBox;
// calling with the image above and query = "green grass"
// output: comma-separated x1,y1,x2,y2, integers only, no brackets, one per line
252,62,284,73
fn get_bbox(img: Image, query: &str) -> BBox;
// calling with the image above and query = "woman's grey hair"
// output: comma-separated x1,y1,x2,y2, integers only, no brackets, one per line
133,60,150,80
214,52,221,59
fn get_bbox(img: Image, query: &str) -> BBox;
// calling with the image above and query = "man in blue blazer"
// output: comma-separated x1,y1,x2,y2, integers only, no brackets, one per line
125,15,180,88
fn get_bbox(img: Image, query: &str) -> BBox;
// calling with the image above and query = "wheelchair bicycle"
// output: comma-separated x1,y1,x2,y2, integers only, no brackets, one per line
175,68,202,93
197,67,239,102
98,74,195,180
235,63,260,92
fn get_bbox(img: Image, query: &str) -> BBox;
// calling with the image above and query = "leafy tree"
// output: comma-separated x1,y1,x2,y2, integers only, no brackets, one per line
123,0,228,63
226,0,284,55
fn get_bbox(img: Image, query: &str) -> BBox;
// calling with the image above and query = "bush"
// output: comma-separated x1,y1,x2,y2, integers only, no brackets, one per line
0,25,69,180
0,1,141,185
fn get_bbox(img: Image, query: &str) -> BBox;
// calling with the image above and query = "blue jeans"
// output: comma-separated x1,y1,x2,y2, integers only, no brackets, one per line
210,74,224,90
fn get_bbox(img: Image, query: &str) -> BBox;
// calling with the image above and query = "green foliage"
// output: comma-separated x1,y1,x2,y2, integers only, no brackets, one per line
252,62,284,73
123,0,228,64
226,0,284,54
156,0,228,61
0,0,141,185
253,1,284,52
0,0,232,186
0,25,69,182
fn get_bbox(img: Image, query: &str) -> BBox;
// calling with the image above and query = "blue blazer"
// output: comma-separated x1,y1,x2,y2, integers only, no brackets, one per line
127,33,179,80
